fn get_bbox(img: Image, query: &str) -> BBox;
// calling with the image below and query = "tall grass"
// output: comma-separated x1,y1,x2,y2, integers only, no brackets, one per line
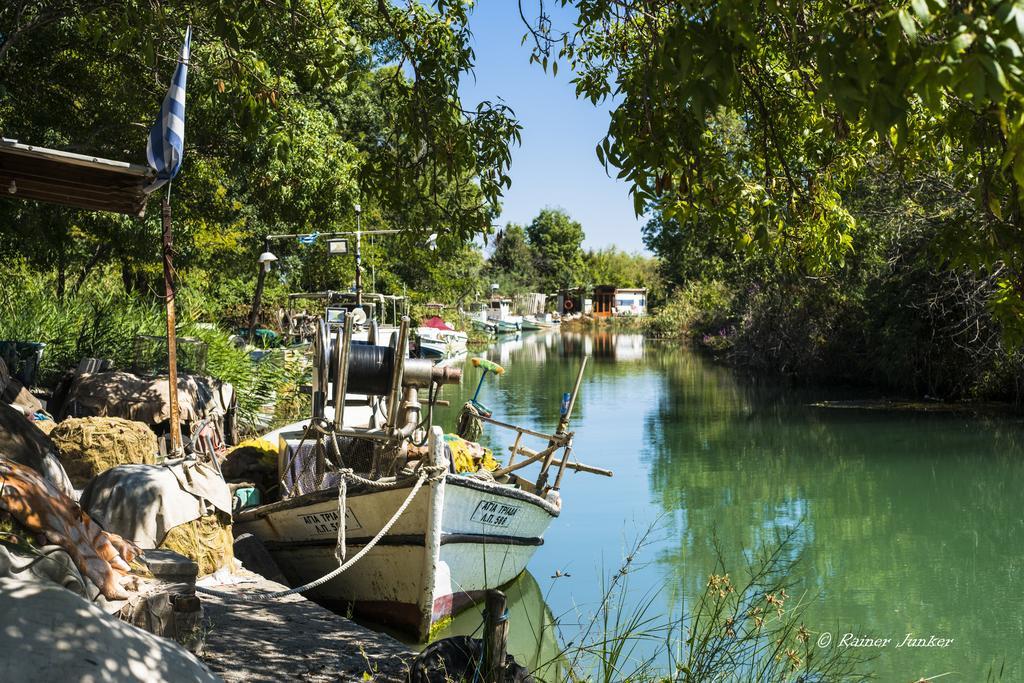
0,262,307,434
0,262,164,382
537,524,871,683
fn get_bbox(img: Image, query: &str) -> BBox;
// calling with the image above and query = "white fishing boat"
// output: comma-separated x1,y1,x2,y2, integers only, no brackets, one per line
234,316,611,640
416,329,469,361
415,311,468,360
521,314,557,331
486,298,522,333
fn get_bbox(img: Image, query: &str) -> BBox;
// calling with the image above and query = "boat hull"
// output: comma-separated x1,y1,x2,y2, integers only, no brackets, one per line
491,319,521,333
235,472,558,640
416,330,468,360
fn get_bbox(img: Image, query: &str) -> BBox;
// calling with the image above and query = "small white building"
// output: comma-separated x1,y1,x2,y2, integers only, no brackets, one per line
613,288,647,316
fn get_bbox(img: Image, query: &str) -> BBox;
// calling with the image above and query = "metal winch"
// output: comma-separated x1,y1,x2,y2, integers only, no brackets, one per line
310,314,460,439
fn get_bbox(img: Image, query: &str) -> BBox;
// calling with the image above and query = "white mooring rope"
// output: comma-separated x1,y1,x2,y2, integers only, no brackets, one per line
195,466,440,602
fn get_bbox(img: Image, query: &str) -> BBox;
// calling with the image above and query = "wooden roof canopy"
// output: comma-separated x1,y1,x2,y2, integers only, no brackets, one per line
0,138,154,217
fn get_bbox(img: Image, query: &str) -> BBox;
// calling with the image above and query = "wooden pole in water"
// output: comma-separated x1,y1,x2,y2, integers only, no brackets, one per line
551,356,588,489
484,589,508,683
559,355,588,434
161,192,182,455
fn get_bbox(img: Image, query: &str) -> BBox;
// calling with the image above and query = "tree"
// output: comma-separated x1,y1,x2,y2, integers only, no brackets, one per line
583,247,664,302
522,0,1024,318
525,208,585,291
0,0,520,298
485,223,538,293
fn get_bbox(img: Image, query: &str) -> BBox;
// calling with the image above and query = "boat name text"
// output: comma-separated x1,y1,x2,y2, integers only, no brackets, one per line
299,508,362,534
471,500,521,528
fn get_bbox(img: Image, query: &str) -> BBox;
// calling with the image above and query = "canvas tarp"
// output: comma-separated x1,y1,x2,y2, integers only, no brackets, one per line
0,357,45,415
55,371,234,427
81,461,232,549
0,401,75,498
0,577,219,682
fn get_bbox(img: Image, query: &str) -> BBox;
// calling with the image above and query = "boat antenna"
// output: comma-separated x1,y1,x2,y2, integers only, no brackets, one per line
354,202,362,306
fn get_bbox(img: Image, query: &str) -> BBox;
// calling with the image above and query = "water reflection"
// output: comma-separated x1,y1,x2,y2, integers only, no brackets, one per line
430,571,565,680
433,333,1024,681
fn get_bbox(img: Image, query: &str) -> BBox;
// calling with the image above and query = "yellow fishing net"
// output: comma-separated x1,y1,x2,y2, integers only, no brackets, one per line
158,512,234,578
444,434,500,474
50,417,157,488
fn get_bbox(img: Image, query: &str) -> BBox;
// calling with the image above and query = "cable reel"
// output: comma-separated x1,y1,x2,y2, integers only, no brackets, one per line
311,313,461,424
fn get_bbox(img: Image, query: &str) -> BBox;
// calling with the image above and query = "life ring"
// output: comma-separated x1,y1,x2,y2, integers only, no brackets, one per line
564,299,575,311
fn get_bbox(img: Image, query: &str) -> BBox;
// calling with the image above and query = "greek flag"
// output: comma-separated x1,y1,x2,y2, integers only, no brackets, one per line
298,232,320,245
145,26,191,193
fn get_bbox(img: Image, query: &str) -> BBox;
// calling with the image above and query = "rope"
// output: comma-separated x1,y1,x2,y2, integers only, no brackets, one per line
336,472,347,561
196,465,442,602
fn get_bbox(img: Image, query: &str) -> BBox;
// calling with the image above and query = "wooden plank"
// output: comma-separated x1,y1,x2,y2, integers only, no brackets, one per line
503,445,613,478
492,443,561,477
475,413,569,443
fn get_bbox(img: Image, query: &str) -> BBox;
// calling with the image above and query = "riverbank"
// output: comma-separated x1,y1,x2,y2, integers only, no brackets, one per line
200,571,414,682
562,274,1022,405
558,297,1024,413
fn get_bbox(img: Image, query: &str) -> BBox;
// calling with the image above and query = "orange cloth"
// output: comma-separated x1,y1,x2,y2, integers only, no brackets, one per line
0,457,138,599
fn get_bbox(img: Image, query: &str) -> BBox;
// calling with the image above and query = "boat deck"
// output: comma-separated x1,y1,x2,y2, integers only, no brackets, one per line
199,569,414,682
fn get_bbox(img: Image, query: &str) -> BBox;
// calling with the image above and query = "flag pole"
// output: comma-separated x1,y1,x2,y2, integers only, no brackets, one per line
162,181,182,455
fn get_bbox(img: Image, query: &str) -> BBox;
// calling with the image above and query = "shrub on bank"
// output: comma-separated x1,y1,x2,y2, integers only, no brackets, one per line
644,280,734,343
643,260,1024,402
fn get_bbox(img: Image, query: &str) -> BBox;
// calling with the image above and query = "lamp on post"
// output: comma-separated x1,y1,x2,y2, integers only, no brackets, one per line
354,203,363,306
247,241,277,345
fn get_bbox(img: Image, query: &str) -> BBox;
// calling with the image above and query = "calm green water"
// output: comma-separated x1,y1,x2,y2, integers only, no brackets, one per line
430,330,1024,681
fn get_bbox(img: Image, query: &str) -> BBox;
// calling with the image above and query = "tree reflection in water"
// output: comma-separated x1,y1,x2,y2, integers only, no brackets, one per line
431,332,1024,680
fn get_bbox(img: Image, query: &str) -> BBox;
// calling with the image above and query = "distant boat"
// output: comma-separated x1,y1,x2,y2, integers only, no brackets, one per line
521,315,557,331
470,318,498,334
416,315,468,360
486,298,522,333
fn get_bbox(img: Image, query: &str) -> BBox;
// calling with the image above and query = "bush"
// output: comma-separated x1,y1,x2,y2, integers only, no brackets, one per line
644,280,735,343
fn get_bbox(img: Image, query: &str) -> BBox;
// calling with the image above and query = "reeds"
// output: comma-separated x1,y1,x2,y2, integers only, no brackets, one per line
536,523,872,683
0,263,307,435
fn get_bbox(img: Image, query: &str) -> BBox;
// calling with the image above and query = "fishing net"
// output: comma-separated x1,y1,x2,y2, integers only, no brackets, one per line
49,417,157,488
220,439,278,498
33,420,58,436
456,401,484,442
444,434,499,474
158,512,234,578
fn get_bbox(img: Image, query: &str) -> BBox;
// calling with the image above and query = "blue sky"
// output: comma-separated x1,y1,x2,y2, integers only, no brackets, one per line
459,2,650,253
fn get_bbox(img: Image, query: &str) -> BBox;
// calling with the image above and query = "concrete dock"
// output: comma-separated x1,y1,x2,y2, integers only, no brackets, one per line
198,571,415,682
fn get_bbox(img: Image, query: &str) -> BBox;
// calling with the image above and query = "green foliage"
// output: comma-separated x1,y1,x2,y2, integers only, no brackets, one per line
486,223,540,294
0,261,164,383
641,158,1024,400
486,213,663,304
582,246,664,303
0,261,304,431
644,281,734,343
526,208,586,291
187,324,308,431
524,0,1024,315
0,0,520,303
